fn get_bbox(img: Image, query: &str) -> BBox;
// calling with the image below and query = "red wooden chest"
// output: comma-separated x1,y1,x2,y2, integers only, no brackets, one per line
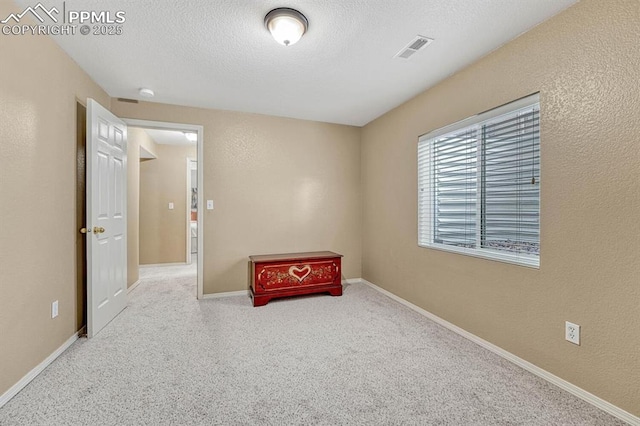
249,251,343,307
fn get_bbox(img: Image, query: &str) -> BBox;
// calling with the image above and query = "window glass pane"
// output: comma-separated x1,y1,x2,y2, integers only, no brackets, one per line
482,106,540,256
433,128,477,249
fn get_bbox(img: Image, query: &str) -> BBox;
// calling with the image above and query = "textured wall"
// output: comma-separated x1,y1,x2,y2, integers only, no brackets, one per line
126,128,160,286
0,2,111,396
126,128,140,286
360,0,640,416
112,101,363,293
139,143,196,265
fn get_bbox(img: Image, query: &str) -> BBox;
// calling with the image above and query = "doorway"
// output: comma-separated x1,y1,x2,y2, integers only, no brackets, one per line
124,119,204,299
76,107,204,339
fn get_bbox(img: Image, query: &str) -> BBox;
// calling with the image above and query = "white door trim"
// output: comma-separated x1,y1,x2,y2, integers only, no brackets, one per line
186,157,197,265
123,118,204,300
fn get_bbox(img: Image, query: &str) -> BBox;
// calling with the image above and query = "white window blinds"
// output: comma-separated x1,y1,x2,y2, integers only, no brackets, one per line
418,94,540,267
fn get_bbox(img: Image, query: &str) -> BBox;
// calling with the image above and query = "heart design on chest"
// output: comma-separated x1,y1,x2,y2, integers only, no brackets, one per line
289,265,311,282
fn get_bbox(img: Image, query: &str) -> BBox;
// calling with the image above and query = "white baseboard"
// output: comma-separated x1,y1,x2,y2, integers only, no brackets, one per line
358,278,639,426
200,290,249,300
0,332,79,409
342,278,361,285
127,279,141,294
139,262,188,268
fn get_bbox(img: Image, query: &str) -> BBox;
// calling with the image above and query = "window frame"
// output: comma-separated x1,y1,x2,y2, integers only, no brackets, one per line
418,93,540,268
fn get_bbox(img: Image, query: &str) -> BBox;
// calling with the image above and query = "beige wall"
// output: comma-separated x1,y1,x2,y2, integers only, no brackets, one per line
126,128,160,285
360,0,640,416
111,100,362,293
0,2,111,396
139,142,196,265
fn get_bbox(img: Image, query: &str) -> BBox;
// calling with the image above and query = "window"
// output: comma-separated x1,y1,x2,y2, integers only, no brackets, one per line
418,94,540,267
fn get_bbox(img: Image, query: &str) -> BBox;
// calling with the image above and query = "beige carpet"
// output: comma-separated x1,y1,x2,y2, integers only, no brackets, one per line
0,263,624,425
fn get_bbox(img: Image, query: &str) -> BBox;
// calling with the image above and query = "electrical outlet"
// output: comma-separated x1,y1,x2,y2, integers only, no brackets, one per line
51,300,58,319
565,321,580,345
168,202,174,210
206,200,214,210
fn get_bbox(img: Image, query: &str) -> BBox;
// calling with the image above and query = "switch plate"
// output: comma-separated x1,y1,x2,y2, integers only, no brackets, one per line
207,200,214,210
52,300,58,319
565,321,580,345
168,202,174,210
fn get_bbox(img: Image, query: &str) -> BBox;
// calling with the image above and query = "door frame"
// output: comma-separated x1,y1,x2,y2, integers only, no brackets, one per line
76,100,88,334
186,157,197,265
123,118,204,300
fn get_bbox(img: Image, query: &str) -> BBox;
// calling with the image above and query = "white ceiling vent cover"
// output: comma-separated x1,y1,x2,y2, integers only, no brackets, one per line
394,35,434,59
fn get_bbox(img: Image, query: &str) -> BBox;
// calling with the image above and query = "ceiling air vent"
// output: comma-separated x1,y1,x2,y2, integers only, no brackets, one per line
394,35,433,60
117,98,139,103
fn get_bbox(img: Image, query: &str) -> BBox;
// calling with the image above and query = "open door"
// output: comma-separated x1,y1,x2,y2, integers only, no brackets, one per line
85,99,127,337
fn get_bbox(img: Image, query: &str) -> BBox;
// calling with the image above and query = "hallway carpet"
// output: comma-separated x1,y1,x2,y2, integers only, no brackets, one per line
0,263,624,425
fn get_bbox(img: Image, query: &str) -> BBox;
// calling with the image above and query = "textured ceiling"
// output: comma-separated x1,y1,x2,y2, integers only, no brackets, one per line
32,0,576,126
142,128,197,146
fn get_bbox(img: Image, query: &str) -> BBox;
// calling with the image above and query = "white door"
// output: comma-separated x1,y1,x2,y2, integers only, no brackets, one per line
86,99,127,337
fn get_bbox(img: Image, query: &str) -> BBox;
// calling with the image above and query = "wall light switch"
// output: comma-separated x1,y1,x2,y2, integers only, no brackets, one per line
206,200,214,210
52,300,58,319
168,202,174,210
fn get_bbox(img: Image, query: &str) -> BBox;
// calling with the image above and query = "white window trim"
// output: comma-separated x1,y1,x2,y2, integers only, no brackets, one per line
418,93,540,269
419,241,540,268
423,93,540,141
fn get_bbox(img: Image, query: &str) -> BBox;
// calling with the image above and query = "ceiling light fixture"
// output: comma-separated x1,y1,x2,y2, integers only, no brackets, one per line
139,88,154,98
264,8,308,46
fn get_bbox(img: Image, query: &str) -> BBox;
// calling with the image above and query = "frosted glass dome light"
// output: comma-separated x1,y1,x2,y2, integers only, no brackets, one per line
264,8,308,47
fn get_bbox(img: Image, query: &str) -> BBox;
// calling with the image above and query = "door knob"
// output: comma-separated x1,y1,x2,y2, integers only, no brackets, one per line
93,226,105,234
80,227,89,234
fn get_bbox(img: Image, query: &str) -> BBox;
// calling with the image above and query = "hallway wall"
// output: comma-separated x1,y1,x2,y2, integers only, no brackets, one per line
139,143,197,265
126,128,159,286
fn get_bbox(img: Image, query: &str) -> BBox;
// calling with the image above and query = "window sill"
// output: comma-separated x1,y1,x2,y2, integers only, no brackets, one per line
418,242,540,269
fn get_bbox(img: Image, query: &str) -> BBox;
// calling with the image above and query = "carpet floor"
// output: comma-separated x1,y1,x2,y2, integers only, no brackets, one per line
0,263,624,425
